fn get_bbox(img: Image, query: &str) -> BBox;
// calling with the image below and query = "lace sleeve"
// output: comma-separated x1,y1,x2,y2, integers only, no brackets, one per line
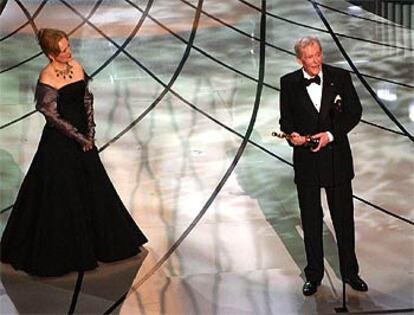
35,83,90,146
84,74,96,141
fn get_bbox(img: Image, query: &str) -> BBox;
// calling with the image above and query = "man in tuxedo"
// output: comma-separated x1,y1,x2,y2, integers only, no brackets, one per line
279,36,368,296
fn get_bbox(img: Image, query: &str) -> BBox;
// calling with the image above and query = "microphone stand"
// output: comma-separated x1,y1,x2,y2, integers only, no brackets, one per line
331,98,348,313
335,280,348,313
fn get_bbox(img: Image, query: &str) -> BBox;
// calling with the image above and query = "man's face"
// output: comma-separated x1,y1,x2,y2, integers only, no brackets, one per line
297,42,322,77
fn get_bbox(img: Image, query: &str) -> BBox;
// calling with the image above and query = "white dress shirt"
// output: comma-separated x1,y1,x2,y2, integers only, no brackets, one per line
303,69,322,112
302,69,334,142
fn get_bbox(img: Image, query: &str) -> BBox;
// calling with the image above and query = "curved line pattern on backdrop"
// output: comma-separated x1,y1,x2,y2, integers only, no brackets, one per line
0,1,413,314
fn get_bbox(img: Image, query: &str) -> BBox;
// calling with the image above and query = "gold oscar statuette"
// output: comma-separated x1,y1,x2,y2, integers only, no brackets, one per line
271,131,319,149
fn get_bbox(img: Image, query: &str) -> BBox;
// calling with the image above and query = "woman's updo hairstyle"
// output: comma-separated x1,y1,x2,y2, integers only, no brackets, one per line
37,28,68,58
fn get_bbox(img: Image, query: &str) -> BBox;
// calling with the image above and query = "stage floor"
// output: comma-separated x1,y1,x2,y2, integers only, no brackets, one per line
1,0,413,314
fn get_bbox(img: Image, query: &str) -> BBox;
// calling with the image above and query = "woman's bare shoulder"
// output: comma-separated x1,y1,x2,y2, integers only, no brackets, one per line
70,59,86,78
38,64,56,86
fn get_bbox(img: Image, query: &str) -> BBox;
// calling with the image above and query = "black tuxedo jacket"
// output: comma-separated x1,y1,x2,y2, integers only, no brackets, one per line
279,64,362,187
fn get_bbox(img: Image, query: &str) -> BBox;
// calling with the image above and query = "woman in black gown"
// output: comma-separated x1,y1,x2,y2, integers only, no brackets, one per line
0,28,147,277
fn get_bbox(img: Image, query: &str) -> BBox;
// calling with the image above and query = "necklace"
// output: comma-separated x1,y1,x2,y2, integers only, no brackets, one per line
53,63,73,80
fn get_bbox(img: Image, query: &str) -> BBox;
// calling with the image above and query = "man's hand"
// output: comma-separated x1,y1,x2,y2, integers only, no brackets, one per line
310,132,330,152
289,132,307,146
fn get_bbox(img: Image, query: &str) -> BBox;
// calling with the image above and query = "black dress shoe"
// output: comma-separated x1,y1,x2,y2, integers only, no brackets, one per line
302,281,320,296
343,275,368,292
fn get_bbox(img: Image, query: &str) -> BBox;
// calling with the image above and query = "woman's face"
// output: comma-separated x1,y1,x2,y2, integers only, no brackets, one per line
50,37,72,63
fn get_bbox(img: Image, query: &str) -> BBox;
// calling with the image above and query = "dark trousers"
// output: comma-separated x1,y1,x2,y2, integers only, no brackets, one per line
297,181,359,282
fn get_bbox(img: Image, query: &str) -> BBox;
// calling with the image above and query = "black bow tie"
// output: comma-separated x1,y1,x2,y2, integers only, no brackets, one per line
304,75,321,86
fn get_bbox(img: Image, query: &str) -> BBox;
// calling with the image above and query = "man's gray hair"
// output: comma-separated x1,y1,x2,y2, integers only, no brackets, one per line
294,36,322,58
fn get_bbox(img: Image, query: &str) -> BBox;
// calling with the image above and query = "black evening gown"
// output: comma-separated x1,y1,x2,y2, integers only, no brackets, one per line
0,79,147,277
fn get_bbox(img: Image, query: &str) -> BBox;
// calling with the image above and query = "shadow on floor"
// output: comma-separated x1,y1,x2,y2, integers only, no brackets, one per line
1,247,148,314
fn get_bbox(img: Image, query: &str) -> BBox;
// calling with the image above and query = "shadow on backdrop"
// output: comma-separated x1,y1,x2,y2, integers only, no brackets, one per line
0,148,23,232
230,129,343,282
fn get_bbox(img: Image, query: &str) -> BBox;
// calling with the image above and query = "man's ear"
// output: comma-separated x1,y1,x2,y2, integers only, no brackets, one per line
296,57,303,66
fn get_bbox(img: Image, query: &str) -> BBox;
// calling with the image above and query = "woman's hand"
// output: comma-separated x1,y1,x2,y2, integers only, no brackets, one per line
82,140,94,152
